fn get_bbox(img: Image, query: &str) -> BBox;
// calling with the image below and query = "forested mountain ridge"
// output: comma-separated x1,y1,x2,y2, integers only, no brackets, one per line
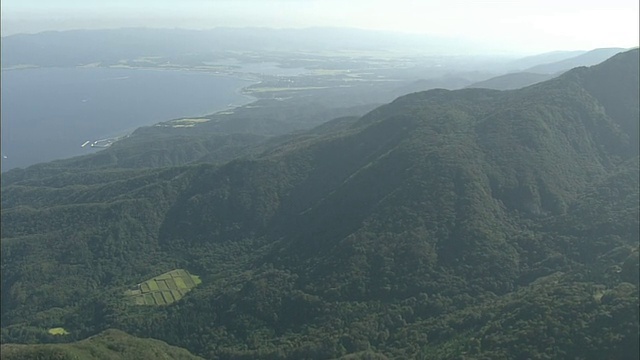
524,47,627,74
466,47,631,91
466,72,553,90
1,50,638,359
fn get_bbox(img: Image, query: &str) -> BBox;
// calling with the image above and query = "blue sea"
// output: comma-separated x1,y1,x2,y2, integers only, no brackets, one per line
1,67,255,172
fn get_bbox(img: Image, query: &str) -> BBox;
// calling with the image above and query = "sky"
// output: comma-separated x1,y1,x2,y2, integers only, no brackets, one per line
1,0,638,53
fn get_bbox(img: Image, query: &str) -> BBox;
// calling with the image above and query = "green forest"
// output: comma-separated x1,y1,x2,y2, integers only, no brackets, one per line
1,50,638,359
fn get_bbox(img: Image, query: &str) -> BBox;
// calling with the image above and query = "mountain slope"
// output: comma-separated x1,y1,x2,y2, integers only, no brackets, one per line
1,329,203,360
506,50,586,71
525,47,627,74
466,72,553,90
1,50,638,359
393,76,472,95
1,27,492,68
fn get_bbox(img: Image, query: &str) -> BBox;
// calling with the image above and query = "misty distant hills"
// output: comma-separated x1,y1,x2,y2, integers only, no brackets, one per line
1,27,495,68
397,48,630,94
392,76,472,95
2,28,628,71
524,47,627,74
466,72,554,90
506,50,586,71
465,47,629,90
1,50,638,359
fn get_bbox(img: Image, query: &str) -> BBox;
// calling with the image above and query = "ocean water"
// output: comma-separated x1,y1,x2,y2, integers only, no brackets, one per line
1,67,255,172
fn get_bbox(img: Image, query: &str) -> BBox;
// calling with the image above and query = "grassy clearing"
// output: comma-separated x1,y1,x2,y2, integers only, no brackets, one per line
48,328,69,336
171,290,182,299
167,279,178,290
169,118,211,128
162,291,175,303
174,277,187,289
158,281,168,291
148,281,159,291
191,274,202,285
152,293,164,305
124,269,201,306
143,293,155,305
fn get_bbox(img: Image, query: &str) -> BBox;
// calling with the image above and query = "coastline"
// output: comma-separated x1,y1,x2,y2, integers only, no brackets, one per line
1,66,264,171
102,64,262,117
82,73,261,146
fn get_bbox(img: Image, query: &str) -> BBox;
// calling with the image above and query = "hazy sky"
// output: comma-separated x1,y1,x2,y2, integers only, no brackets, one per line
2,0,638,53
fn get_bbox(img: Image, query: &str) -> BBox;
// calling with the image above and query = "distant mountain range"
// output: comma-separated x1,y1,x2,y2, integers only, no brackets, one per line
1,49,638,359
4,27,624,70
0,27,510,68
466,47,629,90
524,47,627,74
505,50,587,70
466,72,554,90
392,76,473,94
391,48,630,94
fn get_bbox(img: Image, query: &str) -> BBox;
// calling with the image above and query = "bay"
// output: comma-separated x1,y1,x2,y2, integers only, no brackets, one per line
1,67,255,172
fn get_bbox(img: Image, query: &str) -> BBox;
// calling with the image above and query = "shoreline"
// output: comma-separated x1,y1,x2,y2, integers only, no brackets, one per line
99,64,263,116
85,66,262,140
1,66,266,171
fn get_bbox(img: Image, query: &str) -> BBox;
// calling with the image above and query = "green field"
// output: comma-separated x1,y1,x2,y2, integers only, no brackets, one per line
47,328,69,336
124,269,201,306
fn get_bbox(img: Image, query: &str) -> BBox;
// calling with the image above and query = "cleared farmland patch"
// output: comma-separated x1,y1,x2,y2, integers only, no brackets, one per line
124,269,201,306
48,328,69,336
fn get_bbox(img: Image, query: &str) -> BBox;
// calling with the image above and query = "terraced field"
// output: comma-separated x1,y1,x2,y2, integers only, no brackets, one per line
124,269,201,306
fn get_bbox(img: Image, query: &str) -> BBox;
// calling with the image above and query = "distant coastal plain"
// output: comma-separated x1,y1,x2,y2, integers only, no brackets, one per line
0,67,256,172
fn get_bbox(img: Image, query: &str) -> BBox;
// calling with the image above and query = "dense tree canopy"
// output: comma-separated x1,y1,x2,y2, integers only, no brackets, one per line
1,50,638,359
